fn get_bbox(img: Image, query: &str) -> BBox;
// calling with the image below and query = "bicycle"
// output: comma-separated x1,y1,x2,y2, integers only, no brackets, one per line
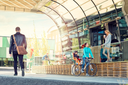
72,58,97,76
42,58,50,65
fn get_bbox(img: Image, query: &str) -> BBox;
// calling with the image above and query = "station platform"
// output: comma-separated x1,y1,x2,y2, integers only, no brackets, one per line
0,67,128,85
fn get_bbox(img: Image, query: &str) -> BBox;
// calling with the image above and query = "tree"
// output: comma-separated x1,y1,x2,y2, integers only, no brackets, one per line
33,29,40,57
26,38,34,59
41,31,50,56
72,38,79,50
4,58,8,66
27,20,50,57
27,30,50,57
26,28,40,57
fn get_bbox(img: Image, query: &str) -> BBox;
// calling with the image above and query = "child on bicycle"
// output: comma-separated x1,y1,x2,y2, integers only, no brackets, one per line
81,43,94,76
72,51,80,65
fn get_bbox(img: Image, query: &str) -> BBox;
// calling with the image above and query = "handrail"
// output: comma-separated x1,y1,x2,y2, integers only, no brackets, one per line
62,40,128,53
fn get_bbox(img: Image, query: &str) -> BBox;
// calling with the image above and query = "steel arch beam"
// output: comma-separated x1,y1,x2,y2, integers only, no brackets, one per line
51,0,81,49
47,0,67,13
73,0,90,29
44,6,69,32
40,11,64,52
41,11,59,32
44,6,71,51
51,0,78,29
91,0,102,23
112,0,118,17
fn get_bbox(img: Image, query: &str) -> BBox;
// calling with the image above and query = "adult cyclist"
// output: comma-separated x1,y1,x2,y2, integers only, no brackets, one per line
81,43,94,76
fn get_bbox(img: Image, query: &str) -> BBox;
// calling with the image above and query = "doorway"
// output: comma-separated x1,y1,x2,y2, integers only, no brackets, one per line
90,20,120,46
90,26,105,46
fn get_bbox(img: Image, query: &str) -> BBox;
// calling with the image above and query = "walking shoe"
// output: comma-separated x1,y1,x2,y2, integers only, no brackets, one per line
22,69,25,77
106,60,109,62
81,68,84,73
109,58,112,62
86,73,89,76
14,74,17,76
106,59,112,62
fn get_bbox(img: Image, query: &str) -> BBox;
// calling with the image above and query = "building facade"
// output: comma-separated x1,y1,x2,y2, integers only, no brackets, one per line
47,28,62,55
59,0,128,62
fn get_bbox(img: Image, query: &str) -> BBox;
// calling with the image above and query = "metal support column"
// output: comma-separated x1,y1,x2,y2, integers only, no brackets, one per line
112,0,121,42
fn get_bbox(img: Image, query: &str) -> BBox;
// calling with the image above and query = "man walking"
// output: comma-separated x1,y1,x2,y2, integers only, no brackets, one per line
9,27,27,76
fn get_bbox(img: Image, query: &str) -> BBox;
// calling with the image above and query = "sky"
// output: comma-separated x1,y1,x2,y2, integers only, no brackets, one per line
0,10,58,38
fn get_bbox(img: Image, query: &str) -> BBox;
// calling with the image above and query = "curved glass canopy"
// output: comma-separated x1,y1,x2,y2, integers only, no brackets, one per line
0,0,124,52
0,0,123,29
38,0,123,34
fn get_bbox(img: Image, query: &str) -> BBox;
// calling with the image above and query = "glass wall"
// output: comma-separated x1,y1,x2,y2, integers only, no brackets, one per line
60,6,128,61
79,30,90,46
119,17,128,41
58,0,128,62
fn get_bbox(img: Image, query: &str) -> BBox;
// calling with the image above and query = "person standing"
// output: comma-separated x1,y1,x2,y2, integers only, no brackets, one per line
9,27,27,76
102,30,112,62
81,43,94,76
100,46,107,62
42,53,50,65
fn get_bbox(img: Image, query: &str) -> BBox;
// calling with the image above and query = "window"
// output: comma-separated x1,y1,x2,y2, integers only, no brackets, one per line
119,17,128,41
90,26,105,46
80,30,90,46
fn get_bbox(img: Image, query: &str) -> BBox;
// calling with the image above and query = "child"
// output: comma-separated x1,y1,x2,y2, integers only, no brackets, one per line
72,51,80,65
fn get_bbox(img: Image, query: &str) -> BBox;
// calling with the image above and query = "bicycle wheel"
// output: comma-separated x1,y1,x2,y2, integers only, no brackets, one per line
72,64,81,76
87,63,97,76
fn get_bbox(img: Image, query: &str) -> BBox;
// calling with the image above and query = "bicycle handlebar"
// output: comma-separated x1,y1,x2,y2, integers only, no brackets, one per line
88,58,94,59
79,57,94,60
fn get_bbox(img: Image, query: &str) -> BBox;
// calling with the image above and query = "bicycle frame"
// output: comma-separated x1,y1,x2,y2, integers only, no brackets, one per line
83,59,93,70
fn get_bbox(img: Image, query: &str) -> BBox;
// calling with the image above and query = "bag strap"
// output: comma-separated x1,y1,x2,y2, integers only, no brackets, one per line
13,35,20,54
13,35,18,47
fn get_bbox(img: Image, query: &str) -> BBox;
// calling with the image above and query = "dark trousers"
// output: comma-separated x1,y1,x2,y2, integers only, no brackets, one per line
13,51,24,74
101,58,107,62
82,57,89,73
